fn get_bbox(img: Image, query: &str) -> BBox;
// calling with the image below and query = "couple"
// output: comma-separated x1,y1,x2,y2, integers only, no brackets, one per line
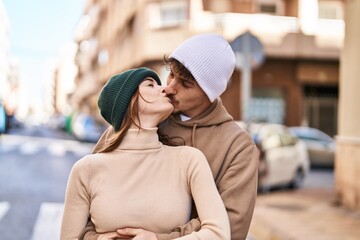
61,33,259,240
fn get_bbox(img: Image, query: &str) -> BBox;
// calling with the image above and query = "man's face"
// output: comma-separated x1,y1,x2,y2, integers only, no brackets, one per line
164,64,211,118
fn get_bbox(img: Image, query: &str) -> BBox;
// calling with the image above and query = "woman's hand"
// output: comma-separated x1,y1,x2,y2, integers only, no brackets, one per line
96,231,122,240
117,228,157,240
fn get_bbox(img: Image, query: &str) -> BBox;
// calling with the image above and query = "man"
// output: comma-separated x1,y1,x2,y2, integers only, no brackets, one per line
81,33,259,240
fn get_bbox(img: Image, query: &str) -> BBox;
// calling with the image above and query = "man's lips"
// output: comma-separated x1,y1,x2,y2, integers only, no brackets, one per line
168,97,178,105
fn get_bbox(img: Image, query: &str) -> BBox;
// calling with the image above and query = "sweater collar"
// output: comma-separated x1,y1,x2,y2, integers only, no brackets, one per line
169,99,233,127
118,128,162,150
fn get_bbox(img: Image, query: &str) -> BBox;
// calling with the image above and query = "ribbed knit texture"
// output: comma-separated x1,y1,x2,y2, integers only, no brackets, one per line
91,100,259,240
61,128,230,240
170,33,236,102
98,67,161,132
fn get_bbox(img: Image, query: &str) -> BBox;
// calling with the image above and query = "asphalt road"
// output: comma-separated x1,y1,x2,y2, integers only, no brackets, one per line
0,125,94,240
0,125,334,240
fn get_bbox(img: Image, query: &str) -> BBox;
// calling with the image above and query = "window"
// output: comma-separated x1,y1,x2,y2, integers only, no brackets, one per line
148,1,188,29
255,0,284,15
318,1,343,19
259,4,276,14
248,88,285,124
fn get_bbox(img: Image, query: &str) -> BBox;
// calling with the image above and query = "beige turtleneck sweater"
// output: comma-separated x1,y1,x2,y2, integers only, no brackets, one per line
61,128,230,240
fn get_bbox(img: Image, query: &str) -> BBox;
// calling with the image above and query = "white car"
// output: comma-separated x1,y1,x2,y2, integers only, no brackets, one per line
244,123,310,191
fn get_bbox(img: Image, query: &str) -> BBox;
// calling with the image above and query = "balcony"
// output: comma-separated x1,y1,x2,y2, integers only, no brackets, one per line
213,13,344,59
140,12,344,61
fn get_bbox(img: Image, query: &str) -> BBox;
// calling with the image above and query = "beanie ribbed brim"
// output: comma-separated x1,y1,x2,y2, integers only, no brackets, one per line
98,67,161,132
170,33,236,102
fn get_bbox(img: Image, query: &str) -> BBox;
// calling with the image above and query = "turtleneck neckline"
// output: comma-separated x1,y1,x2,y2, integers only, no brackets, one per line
117,128,162,150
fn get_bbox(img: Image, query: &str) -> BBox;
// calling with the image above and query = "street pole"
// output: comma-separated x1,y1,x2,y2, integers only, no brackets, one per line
231,32,264,122
241,33,251,122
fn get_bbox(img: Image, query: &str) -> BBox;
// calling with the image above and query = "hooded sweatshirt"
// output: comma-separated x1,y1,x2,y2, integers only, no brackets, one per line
86,99,259,240
157,99,259,240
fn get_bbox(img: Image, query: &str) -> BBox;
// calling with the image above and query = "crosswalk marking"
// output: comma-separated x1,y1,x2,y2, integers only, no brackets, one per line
19,142,41,155
31,203,64,240
48,142,67,157
0,134,94,156
0,202,10,221
0,202,65,240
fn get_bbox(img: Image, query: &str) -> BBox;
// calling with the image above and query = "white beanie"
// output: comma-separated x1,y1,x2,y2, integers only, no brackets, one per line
170,33,236,102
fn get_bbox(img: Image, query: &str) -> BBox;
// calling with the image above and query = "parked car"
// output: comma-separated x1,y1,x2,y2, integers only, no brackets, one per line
240,123,310,192
71,113,107,143
0,102,6,134
289,127,335,168
47,114,67,131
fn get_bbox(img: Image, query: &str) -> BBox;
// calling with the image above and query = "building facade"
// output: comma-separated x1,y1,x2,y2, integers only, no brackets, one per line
336,0,360,211
69,0,360,211
0,0,10,102
0,0,20,127
71,0,344,136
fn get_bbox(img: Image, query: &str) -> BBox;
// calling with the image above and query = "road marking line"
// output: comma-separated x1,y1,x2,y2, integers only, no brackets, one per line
0,144,17,153
0,201,10,221
31,202,64,240
48,143,66,157
19,142,41,155
1,134,94,156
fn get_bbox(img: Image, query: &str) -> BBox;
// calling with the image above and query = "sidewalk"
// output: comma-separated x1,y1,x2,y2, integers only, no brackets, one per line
248,188,360,240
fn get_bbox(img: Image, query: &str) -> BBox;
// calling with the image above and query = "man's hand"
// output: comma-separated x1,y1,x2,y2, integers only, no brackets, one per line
116,228,158,240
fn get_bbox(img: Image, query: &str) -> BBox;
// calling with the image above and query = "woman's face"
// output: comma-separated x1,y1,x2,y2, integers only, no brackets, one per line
138,78,174,123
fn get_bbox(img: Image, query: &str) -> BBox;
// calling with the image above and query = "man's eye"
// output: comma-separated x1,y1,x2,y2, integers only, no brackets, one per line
182,81,194,88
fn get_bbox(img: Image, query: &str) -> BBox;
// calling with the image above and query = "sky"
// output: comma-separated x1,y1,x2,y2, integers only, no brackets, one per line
3,0,85,117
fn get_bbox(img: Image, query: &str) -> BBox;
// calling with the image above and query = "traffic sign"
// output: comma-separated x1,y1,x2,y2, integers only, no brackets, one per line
230,32,265,121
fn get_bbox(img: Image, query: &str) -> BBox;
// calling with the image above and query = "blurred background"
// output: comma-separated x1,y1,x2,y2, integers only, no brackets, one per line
0,0,359,239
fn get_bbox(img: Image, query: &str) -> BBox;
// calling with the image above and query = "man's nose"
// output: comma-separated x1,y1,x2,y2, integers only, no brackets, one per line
164,84,176,95
165,84,178,95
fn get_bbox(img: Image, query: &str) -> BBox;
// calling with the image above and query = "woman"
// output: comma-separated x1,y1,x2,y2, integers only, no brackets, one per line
60,67,230,240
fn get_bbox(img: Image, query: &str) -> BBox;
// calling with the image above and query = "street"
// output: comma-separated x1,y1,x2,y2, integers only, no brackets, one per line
0,125,95,240
0,125,334,240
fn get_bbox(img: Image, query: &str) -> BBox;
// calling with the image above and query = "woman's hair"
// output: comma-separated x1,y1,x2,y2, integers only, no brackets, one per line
98,89,141,153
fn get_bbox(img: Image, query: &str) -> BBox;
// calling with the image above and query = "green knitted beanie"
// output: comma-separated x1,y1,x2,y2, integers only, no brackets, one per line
98,67,162,132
